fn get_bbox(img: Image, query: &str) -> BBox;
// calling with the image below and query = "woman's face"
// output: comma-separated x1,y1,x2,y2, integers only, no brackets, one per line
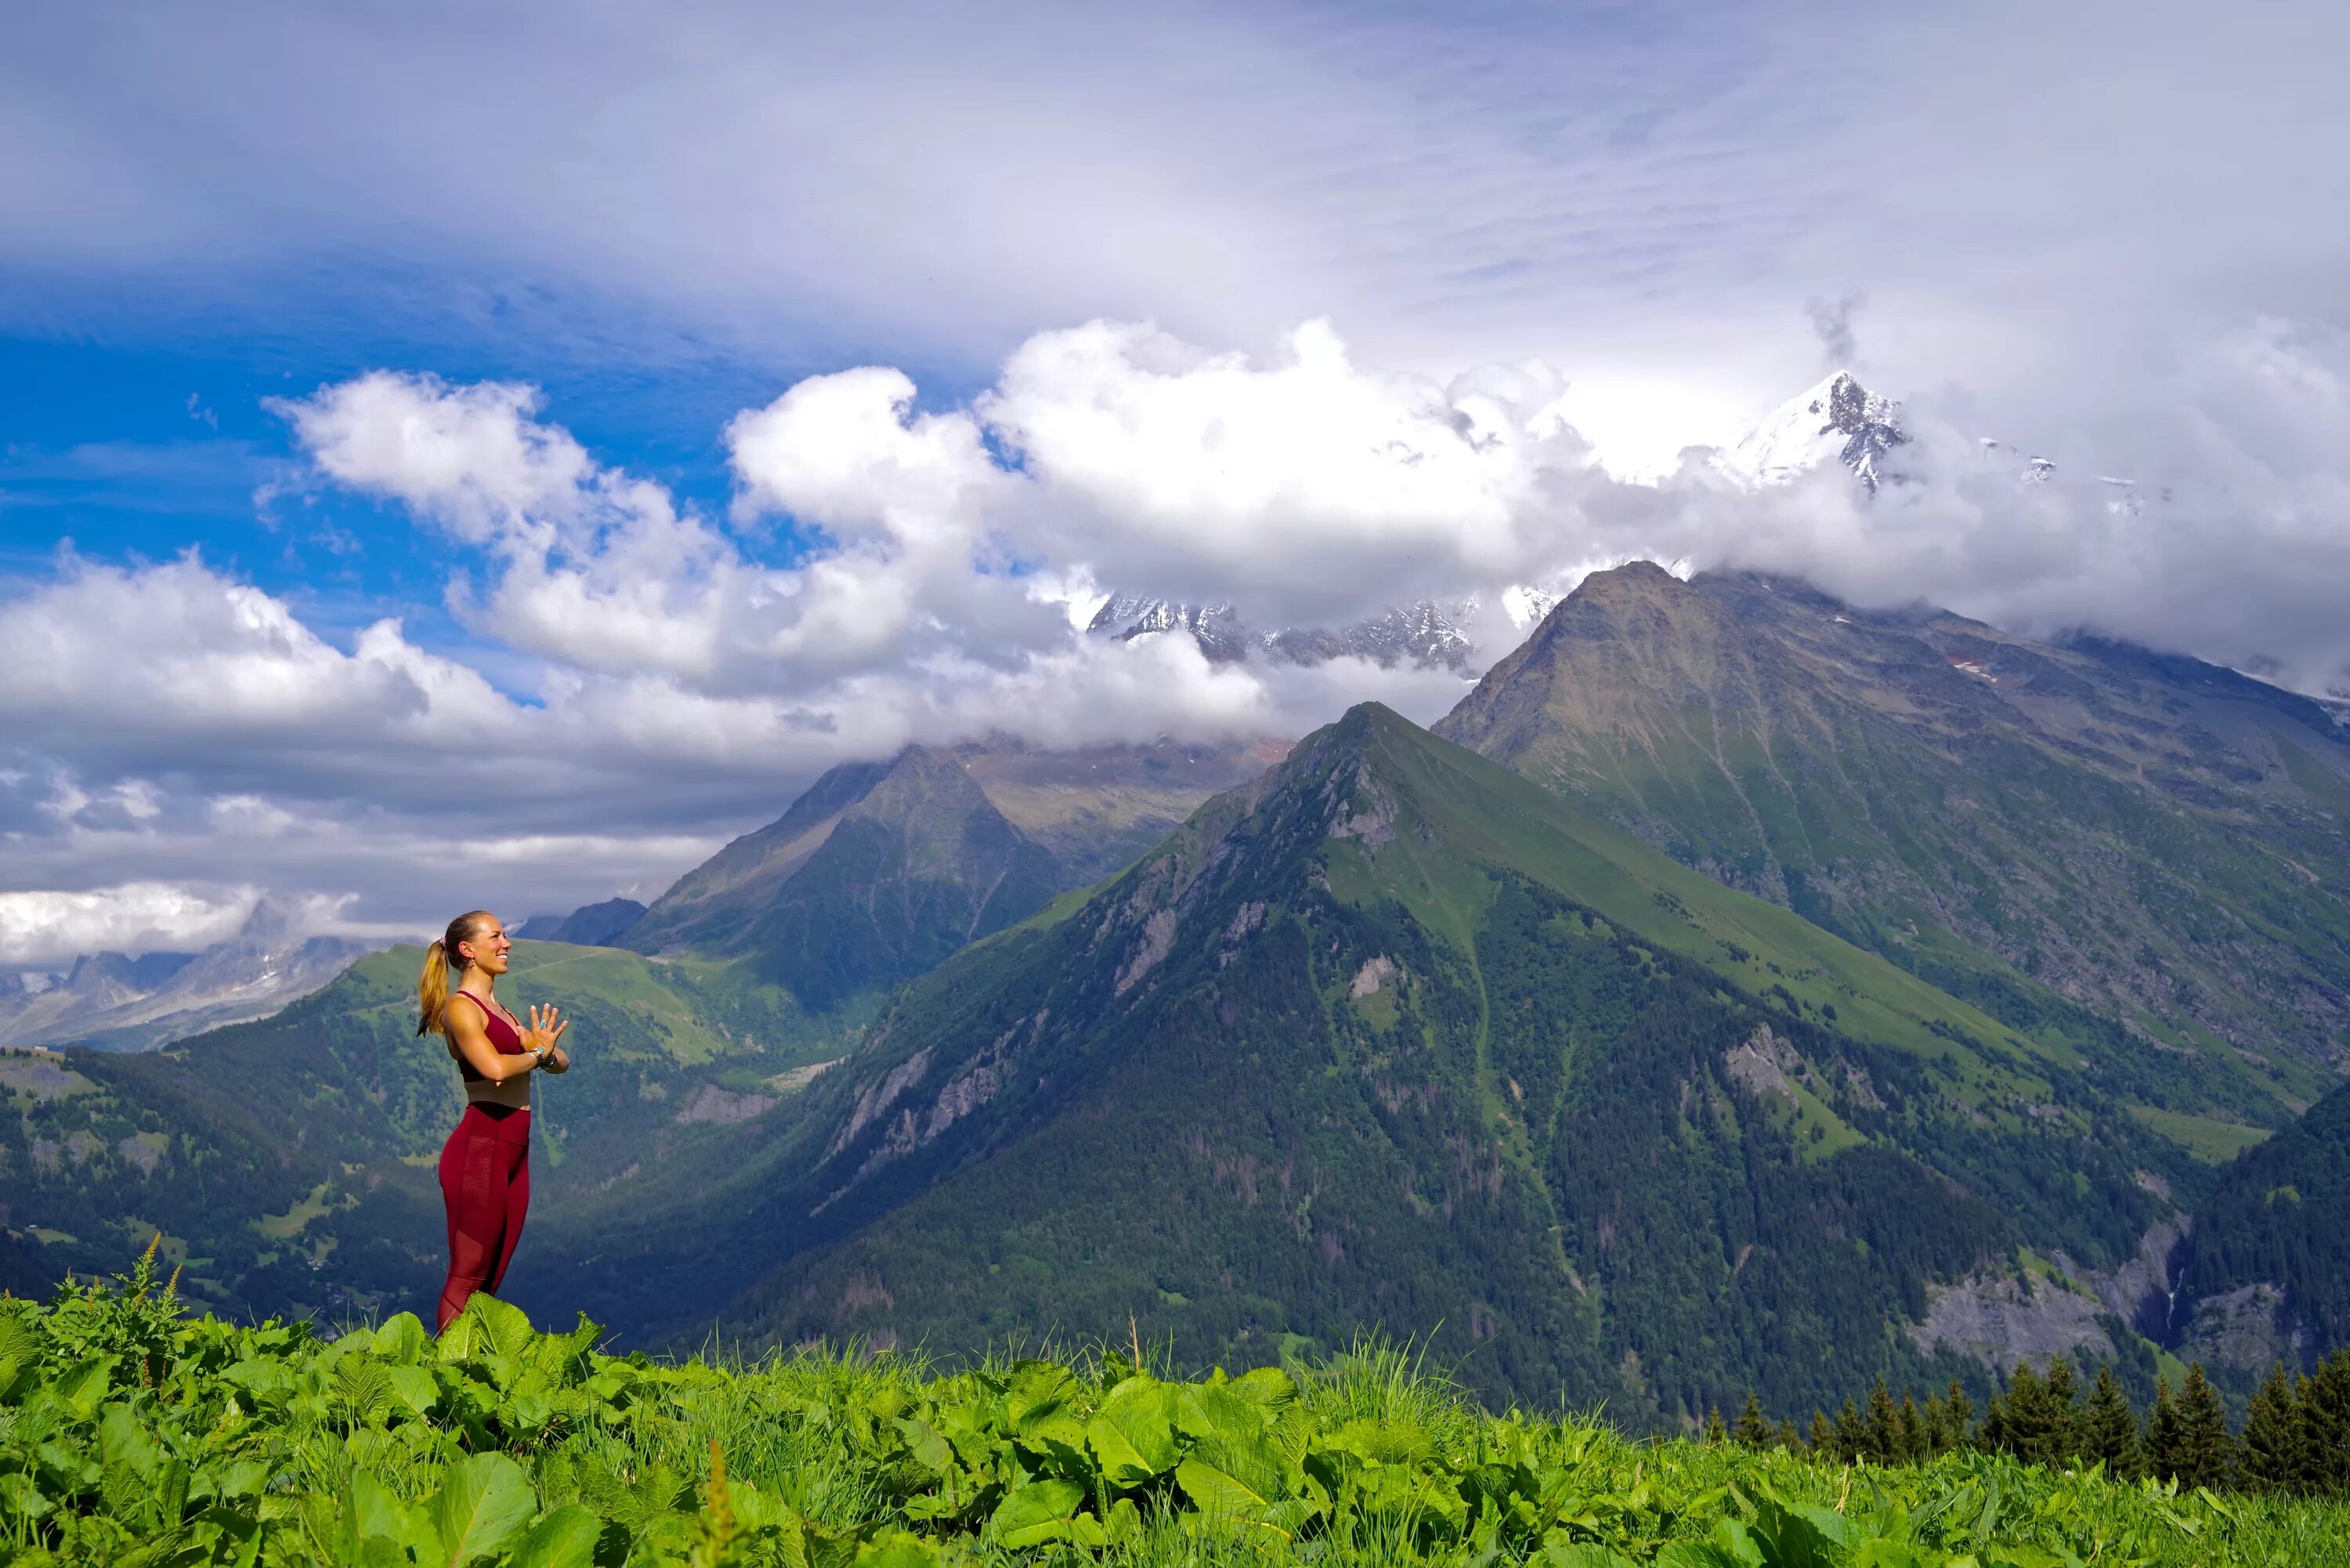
457,917,513,977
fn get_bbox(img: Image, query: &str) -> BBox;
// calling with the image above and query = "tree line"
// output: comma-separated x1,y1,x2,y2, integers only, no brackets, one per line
1711,1349,2350,1496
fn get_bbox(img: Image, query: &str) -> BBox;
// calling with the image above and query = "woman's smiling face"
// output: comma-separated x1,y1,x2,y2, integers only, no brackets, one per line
457,916,513,977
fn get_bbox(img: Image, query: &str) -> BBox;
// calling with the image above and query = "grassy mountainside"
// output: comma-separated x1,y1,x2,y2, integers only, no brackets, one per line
0,941,825,1323
1434,563,2350,1126
624,746,1064,1013
15,1273,2341,1568
532,704,2199,1423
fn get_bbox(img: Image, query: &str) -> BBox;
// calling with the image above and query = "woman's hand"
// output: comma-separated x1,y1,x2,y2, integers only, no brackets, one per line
524,1003,570,1060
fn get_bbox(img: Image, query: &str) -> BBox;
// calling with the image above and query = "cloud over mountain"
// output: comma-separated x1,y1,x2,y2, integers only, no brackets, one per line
6,310,2350,962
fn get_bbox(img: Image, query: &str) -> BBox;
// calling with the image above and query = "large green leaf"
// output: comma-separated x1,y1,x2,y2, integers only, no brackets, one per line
424,1451,536,1566
1005,1360,1081,1436
1177,1454,1272,1518
370,1313,431,1364
990,1478,1087,1548
438,1294,535,1375
1087,1375,1184,1487
508,1505,602,1568
1540,1545,1641,1568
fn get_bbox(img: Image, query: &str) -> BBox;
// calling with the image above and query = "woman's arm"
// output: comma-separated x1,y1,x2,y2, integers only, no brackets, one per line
446,998,541,1083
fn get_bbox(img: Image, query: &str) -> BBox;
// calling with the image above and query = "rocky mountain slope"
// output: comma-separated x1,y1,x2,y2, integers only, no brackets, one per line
532,704,2195,1420
0,904,371,1053
1434,562,2350,1126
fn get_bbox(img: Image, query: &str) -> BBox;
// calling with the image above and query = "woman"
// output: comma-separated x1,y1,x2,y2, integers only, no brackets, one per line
416,909,571,1332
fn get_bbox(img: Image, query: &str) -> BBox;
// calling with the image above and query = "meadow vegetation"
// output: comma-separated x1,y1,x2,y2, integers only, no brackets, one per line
7,1247,2348,1568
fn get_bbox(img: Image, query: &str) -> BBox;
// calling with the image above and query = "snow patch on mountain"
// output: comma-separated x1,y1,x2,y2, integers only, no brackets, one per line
0,901,374,1052
1087,594,1481,672
1721,371,1908,491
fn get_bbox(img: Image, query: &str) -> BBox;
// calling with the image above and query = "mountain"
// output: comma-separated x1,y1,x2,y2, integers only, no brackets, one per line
534,702,2193,1421
1089,593,1482,673
956,735,1292,886
0,904,372,1053
0,941,819,1317
531,898,648,946
2172,1078,2350,1372
623,745,1065,1012
1722,370,1908,490
1434,562,2350,1130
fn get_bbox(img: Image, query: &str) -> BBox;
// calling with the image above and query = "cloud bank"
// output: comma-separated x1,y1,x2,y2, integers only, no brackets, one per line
7,313,2350,963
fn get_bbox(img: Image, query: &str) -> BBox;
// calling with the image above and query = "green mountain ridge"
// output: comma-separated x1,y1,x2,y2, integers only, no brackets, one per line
624,745,1065,1012
1433,562,2350,1124
11,564,2348,1423
530,703,2196,1422
0,941,819,1321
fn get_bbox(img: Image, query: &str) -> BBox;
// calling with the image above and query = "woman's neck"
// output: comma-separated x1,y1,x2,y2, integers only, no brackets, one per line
458,971,497,1002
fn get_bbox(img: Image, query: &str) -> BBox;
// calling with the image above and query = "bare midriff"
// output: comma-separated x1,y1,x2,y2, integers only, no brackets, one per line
468,1073,530,1111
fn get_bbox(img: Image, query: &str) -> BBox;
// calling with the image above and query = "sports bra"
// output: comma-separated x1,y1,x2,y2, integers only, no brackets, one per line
446,990,527,1082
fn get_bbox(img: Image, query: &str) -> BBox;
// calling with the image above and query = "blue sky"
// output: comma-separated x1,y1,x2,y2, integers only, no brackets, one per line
4,0,2348,962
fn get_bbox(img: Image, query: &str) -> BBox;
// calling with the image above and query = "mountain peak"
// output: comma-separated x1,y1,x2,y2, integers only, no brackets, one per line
1723,370,1906,490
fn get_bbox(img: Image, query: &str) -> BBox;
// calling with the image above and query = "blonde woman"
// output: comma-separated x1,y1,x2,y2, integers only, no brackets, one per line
416,909,569,1332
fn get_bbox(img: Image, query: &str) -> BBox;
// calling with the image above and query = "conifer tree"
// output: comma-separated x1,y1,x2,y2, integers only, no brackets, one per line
2240,1363,2306,1491
2167,1364,2236,1490
2301,1347,2350,1494
1896,1393,1927,1462
1807,1411,1834,1456
2143,1377,2182,1481
1833,1397,1867,1463
1941,1378,1976,1450
1986,1360,2077,1465
1703,1405,1728,1444
1734,1391,1773,1447
2081,1364,2142,1480
1864,1377,1901,1464
1776,1419,1805,1453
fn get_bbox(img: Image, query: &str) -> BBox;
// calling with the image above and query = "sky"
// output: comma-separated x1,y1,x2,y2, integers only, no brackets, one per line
3,0,2348,965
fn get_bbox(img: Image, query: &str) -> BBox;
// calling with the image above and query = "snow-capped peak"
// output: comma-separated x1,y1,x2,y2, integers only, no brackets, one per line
1721,370,1907,491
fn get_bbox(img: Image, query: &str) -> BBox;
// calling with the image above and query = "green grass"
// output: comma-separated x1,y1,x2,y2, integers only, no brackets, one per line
9,1258,2349,1568
2128,1105,2273,1165
1323,711,2059,1104
252,1180,339,1240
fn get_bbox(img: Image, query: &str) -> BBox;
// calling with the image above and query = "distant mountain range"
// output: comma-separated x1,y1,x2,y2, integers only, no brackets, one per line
1082,367,2163,681
0,902,371,1053
539,736,1287,1017
1087,593,1482,673
9,555,2347,1422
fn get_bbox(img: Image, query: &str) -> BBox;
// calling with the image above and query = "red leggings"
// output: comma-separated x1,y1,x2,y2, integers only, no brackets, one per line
436,1102,530,1332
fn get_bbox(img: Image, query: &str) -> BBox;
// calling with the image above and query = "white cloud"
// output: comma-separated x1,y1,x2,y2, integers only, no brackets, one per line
13,309,2350,957
0,882,259,969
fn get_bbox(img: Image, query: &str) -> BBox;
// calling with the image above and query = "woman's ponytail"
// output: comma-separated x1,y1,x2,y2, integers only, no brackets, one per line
417,939,451,1037
418,910,497,1037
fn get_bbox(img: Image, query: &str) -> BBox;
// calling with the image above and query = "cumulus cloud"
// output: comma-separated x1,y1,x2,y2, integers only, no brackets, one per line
12,310,2350,961
0,883,260,969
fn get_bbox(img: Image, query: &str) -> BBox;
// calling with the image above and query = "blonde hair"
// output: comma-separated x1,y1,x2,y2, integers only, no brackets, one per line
417,909,498,1038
